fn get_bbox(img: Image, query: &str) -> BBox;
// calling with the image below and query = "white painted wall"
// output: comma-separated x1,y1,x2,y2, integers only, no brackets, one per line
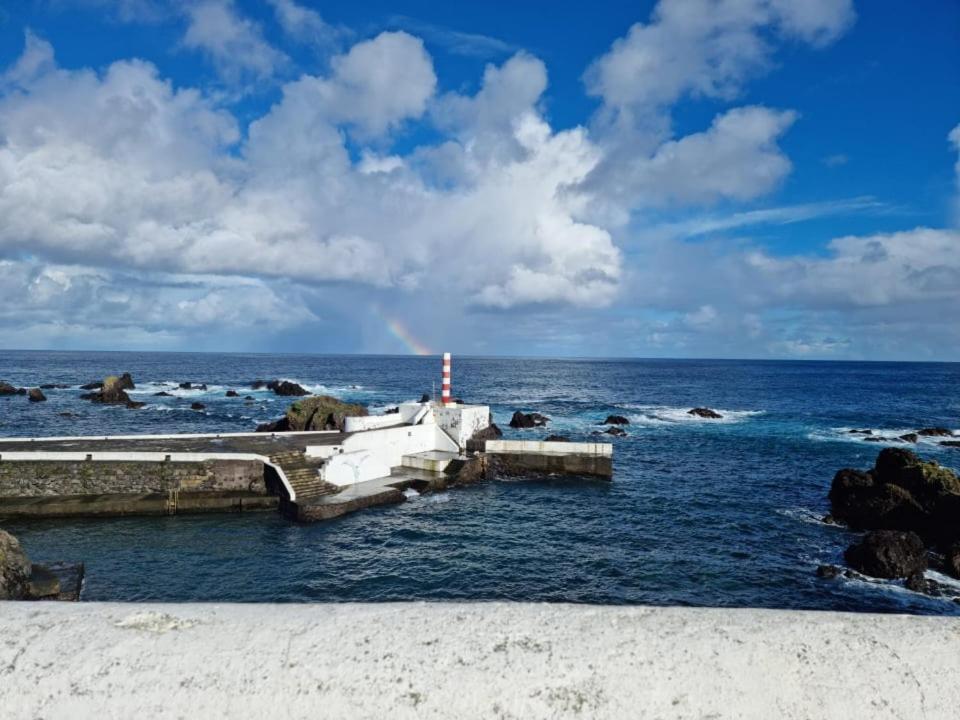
306,425,457,470
343,415,405,432
484,440,613,457
435,405,490,449
321,451,391,487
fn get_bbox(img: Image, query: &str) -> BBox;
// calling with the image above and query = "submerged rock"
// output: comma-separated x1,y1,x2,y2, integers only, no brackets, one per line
509,411,550,429
79,381,102,390
601,415,630,425
898,433,919,443
688,407,723,419
225,390,239,397
190,402,205,411
257,395,367,433
815,564,843,579
544,434,570,442
0,529,32,600
941,441,960,448
848,429,873,435
27,388,46,402
844,530,927,579
604,427,627,437
0,382,24,396
153,391,174,397
917,427,954,437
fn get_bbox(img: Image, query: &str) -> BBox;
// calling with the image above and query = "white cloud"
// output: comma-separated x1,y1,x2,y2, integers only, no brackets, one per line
267,0,338,47
950,122,960,222
182,0,288,84
585,0,854,116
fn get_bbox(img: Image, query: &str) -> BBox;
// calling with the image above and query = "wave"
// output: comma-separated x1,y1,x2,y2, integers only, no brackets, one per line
620,405,764,426
808,426,959,449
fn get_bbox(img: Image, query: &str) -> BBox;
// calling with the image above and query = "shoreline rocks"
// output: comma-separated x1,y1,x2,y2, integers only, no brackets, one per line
80,374,143,409
1,529,84,601
252,380,309,397
688,407,723,419
509,411,550,429
27,388,46,402
827,448,960,586
601,415,629,425
257,395,367,433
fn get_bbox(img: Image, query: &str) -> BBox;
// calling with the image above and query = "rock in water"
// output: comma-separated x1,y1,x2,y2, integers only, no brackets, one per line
79,381,102,390
604,427,627,437
0,382,21,396
470,424,503,442
601,415,630,425
190,402,205,411
899,433,919,443
688,407,723,419
81,375,142,408
270,381,308,396
116,373,135,390
509,411,550,429
257,396,367,433
27,388,46,402
844,530,927,579
917,427,954,437
225,390,239,397
544,435,570,442
0,529,32,600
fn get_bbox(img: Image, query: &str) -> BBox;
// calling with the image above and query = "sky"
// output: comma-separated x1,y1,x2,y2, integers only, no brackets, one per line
0,0,958,360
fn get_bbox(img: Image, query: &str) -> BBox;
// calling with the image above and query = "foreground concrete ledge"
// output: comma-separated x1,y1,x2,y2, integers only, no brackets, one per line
2,602,959,719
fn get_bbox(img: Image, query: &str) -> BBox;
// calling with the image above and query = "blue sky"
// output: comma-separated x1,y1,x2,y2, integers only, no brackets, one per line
0,0,957,359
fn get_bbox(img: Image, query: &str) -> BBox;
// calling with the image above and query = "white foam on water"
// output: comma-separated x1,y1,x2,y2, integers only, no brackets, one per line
808,426,960,450
402,488,420,500
621,405,764,426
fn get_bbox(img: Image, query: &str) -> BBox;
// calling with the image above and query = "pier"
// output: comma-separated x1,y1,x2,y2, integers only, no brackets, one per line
0,402,613,523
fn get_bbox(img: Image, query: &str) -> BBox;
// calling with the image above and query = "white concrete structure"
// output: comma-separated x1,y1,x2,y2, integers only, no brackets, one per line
484,440,613,457
320,450,391,488
2,602,958,719
434,404,489,448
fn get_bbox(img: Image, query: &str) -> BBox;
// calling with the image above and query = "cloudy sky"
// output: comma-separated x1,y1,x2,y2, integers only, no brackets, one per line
0,0,957,359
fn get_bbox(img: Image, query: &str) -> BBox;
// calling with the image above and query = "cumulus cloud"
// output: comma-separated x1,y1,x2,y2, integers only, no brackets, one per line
267,0,341,48
182,0,288,84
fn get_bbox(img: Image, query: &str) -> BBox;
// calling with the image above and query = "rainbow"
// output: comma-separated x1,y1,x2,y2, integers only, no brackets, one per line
370,303,433,356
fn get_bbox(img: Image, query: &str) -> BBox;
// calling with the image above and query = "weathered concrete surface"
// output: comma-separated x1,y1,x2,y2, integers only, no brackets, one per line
1,602,958,719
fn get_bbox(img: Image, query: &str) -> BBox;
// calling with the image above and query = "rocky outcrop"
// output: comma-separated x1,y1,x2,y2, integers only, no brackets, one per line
153,391,173,397
843,530,927,579
225,390,239,397
257,395,367,433
601,415,630,425
27,388,46,402
0,529,32,600
179,382,207,390
190,402,205,411
252,380,309,397
917,427,954,437
604,427,627,437
0,382,25,395
470,423,503,442
509,411,550,429
828,448,960,582
80,375,142,408
688,407,723,419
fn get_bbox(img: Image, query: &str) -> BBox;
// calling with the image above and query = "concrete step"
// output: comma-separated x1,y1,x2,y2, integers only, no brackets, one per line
401,451,460,473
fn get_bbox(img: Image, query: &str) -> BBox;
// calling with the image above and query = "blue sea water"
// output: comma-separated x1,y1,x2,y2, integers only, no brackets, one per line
1,350,959,614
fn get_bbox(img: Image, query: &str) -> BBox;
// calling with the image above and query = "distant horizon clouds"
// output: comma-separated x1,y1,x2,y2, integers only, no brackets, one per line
0,0,957,359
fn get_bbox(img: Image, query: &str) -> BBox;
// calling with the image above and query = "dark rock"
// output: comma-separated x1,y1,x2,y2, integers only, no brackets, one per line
917,427,954,437
848,429,873,435
27,564,61,599
604,427,627,437
384,407,399,414
79,381,102,390
27,388,46,402
544,434,570,442
844,530,927,579
904,571,945,597
688,407,723,419
0,382,23,395
470,423,503,443
601,415,630,425
257,396,366,433
225,390,239,397
125,400,145,409
39,384,70,390
946,543,960,580
940,441,960,448
179,382,193,389
863,436,884,442
898,433,919,443
190,402,205,411
269,380,308,397
1,529,32,600
822,514,839,525
419,393,431,403
244,396,255,401
828,467,928,531
153,391,174,397
509,411,550,429
116,373,135,391
82,375,135,406
816,564,842,579
57,412,78,418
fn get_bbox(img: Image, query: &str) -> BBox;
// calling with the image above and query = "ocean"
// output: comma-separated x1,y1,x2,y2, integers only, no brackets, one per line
1,350,958,613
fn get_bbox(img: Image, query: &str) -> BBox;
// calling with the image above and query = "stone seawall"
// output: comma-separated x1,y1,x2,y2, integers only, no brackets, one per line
0,459,274,518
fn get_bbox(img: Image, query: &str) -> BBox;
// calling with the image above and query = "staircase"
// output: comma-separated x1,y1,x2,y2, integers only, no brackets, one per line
268,450,338,504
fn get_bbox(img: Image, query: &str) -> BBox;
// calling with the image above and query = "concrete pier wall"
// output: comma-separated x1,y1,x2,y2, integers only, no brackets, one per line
1,601,957,719
0,457,271,517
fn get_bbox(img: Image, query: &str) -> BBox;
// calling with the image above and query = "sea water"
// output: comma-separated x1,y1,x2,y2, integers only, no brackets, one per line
1,350,958,613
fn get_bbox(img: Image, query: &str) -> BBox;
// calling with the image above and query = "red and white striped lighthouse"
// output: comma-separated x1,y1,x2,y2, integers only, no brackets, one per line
441,352,452,405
